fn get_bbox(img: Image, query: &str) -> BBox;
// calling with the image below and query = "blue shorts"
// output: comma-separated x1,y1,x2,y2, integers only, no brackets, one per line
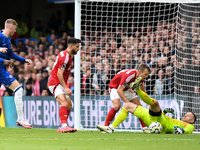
0,65,15,86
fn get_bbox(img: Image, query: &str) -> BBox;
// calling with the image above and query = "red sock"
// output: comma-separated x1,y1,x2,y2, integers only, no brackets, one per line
105,108,117,126
59,106,68,125
138,118,146,128
66,109,70,121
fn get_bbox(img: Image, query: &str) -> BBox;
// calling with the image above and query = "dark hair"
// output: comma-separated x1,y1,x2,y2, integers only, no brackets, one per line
68,38,81,45
137,63,150,73
26,80,32,85
191,112,196,124
18,71,24,75
151,62,157,68
42,88,48,91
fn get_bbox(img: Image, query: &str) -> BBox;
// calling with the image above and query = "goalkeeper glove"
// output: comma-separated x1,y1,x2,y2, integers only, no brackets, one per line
173,125,185,134
163,108,175,115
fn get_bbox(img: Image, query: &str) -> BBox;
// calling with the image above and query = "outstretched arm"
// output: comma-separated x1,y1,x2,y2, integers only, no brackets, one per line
8,49,26,62
9,49,32,65
173,124,194,134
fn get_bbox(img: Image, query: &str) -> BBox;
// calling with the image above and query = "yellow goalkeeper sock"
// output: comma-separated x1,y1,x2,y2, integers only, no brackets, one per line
135,88,155,105
112,107,128,128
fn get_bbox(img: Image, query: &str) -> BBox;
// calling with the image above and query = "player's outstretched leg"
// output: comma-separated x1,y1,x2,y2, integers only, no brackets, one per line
133,78,161,113
17,119,33,129
130,78,151,133
133,77,155,106
97,104,150,133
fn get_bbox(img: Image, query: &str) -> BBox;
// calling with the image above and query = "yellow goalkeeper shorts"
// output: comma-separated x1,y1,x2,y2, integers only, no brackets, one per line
134,106,163,127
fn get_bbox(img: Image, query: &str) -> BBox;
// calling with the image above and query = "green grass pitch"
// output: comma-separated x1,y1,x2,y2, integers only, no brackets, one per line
0,127,200,150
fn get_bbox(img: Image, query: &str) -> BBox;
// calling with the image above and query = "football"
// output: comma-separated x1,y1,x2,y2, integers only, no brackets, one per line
149,122,163,134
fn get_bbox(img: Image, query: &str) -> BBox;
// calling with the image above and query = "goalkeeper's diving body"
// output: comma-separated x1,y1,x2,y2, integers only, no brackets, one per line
97,77,196,134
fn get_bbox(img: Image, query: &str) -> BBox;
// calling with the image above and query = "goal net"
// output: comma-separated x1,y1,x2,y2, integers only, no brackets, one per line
77,0,200,131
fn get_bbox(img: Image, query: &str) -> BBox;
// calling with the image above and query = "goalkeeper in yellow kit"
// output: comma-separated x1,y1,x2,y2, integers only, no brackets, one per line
97,77,196,134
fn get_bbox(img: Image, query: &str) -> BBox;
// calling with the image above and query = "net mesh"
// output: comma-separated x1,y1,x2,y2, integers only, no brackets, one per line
79,1,200,131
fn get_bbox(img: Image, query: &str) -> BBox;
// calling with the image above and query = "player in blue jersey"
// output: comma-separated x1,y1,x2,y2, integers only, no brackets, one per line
0,19,33,128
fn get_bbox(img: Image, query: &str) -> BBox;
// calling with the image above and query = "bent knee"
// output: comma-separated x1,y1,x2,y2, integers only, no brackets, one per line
123,103,129,109
113,104,121,111
124,103,137,113
112,99,121,111
153,100,159,106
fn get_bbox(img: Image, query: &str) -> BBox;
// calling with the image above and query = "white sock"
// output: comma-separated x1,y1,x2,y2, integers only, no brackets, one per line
142,127,148,130
109,124,115,130
14,86,24,121
61,123,67,128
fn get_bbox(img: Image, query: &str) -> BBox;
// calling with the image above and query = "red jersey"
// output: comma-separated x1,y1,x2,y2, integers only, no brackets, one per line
109,69,139,91
48,50,71,86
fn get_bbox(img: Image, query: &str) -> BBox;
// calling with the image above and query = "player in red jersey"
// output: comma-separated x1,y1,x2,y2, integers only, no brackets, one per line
102,64,151,133
48,38,81,133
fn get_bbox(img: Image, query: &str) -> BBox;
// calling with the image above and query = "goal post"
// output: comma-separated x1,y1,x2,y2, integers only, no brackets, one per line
74,0,81,130
74,0,200,131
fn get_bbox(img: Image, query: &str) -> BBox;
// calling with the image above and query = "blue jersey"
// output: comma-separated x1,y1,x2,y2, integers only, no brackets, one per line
0,30,26,67
0,31,26,86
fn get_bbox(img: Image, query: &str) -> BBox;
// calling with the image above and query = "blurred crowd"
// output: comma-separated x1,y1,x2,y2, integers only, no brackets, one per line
80,16,200,97
1,12,200,98
80,21,176,96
